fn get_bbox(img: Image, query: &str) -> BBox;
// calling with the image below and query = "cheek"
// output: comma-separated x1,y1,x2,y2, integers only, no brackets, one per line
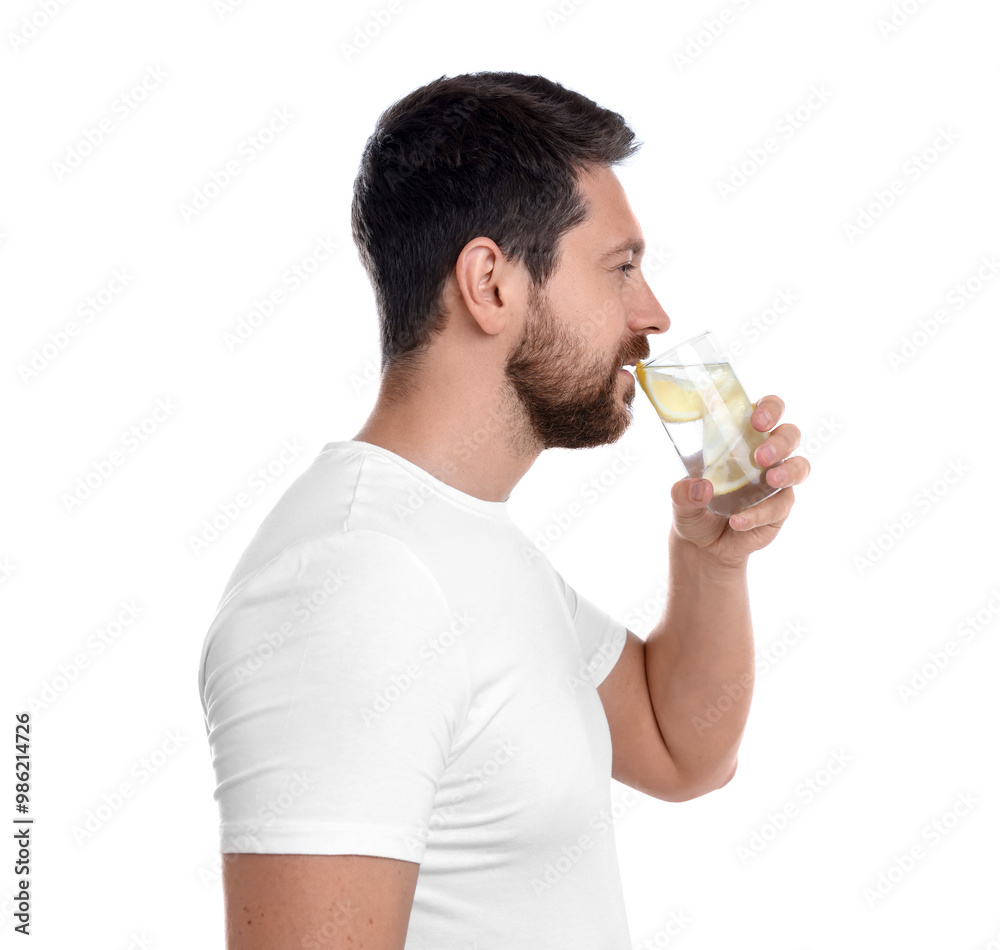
549,270,624,342
583,292,625,341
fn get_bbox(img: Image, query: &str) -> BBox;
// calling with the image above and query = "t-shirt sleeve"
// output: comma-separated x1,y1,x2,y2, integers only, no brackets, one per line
199,529,469,863
553,570,628,688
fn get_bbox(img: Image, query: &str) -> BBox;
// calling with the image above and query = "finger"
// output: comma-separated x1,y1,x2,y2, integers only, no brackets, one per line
670,476,714,509
753,423,801,467
751,396,785,431
730,487,796,531
764,456,811,488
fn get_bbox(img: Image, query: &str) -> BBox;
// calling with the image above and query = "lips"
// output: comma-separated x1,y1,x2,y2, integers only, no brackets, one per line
619,346,649,369
618,341,649,373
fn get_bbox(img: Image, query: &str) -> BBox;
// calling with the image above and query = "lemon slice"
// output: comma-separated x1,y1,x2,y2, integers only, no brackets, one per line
704,454,754,495
635,362,704,422
701,373,755,468
702,414,739,470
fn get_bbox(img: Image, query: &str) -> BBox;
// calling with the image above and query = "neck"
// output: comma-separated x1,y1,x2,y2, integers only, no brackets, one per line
352,359,540,503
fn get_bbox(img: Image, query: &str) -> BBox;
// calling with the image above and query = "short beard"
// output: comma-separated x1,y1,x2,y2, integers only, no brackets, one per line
503,286,648,451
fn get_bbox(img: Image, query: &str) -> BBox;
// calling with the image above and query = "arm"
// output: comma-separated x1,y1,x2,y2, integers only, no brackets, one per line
642,529,753,790
598,395,809,800
223,852,418,950
596,536,751,802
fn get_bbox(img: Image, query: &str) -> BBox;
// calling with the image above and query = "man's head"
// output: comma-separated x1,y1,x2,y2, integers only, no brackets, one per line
351,72,668,451
352,72,640,366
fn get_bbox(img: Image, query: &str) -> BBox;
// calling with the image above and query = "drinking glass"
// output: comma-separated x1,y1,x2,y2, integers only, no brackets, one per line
635,331,783,516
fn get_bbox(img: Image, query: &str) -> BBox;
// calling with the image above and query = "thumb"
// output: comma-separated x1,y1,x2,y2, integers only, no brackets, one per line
670,477,719,541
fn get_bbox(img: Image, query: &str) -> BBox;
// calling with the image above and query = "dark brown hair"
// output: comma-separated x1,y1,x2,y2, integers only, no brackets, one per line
351,71,640,370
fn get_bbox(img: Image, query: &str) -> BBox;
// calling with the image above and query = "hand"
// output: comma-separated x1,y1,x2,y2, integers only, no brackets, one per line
669,395,810,568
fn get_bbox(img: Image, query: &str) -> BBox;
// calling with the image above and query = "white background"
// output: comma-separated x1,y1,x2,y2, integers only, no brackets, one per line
3,0,999,946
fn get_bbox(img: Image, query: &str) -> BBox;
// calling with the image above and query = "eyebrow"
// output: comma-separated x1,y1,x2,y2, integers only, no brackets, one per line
600,237,646,261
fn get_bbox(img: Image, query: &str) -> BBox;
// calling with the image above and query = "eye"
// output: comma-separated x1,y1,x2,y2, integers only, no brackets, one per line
618,262,636,277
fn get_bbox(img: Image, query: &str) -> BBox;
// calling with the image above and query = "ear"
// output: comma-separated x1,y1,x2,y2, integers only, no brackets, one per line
453,237,524,336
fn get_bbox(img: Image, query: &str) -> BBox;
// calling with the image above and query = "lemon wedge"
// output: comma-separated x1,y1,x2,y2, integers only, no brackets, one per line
703,404,765,494
635,361,705,423
703,453,754,495
702,414,740,470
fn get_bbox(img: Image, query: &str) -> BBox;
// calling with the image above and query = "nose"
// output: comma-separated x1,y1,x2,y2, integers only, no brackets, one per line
629,277,670,338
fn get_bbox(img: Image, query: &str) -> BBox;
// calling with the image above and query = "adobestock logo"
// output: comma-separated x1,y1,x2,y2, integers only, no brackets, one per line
862,790,978,908
51,66,167,181
360,611,475,725
842,126,959,244
213,0,249,19
231,569,348,686
737,749,854,865
798,415,843,465
886,254,999,371
672,0,758,73
199,772,315,886
71,731,188,846
403,739,519,856
623,578,668,635
895,583,1000,705
61,397,180,513
526,446,639,559
755,620,808,677
544,0,591,29
348,356,380,397
718,287,799,362
178,107,295,223
7,0,72,53
564,628,628,693
25,599,144,715
187,439,306,555
876,0,935,39
716,86,833,201
17,268,135,385
853,458,969,575
222,236,339,354
632,909,693,949
340,0,408,63
530,787,643,896
0,556,20,588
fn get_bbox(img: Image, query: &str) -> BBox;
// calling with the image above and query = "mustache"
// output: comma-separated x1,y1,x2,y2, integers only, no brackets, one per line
616,336,650,368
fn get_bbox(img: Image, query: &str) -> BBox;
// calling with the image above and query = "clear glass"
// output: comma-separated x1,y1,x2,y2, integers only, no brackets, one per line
635,330,782,517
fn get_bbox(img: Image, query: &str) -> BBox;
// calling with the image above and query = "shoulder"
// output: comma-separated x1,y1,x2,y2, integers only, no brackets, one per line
225,528,453,632
201,529,462,700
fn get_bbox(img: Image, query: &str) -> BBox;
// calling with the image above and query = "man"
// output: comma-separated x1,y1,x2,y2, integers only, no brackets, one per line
198,71,809,949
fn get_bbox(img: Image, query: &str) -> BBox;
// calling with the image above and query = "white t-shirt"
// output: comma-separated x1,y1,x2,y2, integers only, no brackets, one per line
198,440,631,948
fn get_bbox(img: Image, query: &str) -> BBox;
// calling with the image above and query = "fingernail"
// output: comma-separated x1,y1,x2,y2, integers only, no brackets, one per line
731,515,747,529
754,410,771,428
756,445,775,465
691,480,705,501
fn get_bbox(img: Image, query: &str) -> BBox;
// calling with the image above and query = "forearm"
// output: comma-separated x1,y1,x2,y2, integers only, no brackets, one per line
644,527,755,790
